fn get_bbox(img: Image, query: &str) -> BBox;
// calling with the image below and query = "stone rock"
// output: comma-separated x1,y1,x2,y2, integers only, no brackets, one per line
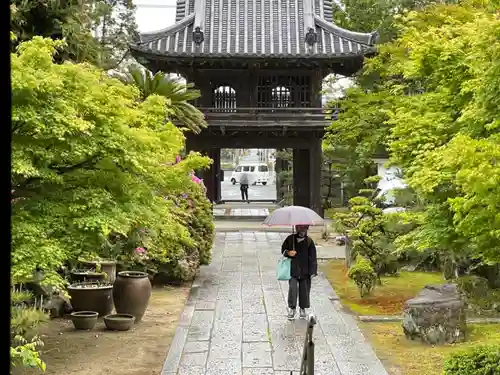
402,284,467,345
475,264,500,289
25,281,51,297
335,235,346,246
43,294,72,318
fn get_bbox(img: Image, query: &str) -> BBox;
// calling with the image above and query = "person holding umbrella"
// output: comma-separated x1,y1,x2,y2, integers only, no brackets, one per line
263,205,323,320
281,224,318,319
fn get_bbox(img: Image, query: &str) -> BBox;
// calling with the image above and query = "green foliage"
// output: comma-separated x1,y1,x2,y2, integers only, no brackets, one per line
10,292,50,373
383,3,500,265
11,289,34,305
10,0,137,68
456,276,500,314
443,344,500,375
348,256,377,297
334,179,415,278
324,90,390,198
326,1,500,272
125,66,207,134
119,185,215,282
330,0,458,44
456,276,490,300
11,37,212,289
183,188,215,266
11,306,49,341
10,336,46,372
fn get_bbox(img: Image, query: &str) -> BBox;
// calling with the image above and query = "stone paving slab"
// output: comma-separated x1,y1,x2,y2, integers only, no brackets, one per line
161,232,388,375
213,208,270,220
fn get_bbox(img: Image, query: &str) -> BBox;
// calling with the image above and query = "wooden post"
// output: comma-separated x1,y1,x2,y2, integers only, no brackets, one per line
309,138,323,217
293,148,311,208
213,148,222,203
201,148,221,203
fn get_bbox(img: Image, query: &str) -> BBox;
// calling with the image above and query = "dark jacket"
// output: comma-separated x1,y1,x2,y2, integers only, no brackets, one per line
281,234,318,278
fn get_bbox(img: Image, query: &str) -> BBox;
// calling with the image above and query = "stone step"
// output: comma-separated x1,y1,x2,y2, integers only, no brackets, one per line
213,208,270,220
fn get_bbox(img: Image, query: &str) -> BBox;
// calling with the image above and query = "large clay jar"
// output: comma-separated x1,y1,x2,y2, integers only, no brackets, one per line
112,271,152,323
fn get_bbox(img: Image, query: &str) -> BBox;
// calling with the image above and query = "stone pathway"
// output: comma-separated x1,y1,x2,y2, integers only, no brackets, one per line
161,232,388,375
213,208,270,219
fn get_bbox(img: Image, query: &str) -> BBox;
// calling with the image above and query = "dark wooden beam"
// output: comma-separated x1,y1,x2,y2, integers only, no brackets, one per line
130,48,365,75
186,134,321,149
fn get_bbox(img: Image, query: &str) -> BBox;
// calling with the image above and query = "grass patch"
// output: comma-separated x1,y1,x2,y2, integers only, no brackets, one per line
320,260,444,315
360,322,500,375
325,207,349,219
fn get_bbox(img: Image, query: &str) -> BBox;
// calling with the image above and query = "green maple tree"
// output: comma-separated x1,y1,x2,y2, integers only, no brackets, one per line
11,37,211,288
327,0,500,271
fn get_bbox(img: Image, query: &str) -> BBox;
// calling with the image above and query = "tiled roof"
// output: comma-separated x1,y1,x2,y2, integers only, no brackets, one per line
132,0,377,58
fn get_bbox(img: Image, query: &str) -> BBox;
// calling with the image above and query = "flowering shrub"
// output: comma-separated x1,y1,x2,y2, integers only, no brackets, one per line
11,37,213,290
110,183,214,283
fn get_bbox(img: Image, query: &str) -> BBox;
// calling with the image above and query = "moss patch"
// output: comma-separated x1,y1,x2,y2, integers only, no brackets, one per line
360,323,500,375
320,260,444,315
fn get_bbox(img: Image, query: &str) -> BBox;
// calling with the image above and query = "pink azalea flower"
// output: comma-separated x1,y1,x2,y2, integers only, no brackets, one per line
135,247,146,254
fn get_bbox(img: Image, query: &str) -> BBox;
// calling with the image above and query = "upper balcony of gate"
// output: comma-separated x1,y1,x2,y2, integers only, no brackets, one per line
197,107,340,130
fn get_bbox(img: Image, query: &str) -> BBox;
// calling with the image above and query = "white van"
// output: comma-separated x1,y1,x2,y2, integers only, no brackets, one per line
231,163,270,185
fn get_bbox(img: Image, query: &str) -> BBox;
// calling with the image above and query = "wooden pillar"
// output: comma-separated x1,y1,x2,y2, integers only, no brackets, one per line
185,135,222,203
213,148,221,203
202,148,221,203
309,138,323,217
310,69,323,107
293,148,311,208
275,149,283,201
249,66,257,107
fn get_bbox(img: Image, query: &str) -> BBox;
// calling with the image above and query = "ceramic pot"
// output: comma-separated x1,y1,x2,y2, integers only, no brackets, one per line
104,314,135,331
79,260,117,284
68,282,114,316
112,271,152,323
70,271,107,283
70,311,99,330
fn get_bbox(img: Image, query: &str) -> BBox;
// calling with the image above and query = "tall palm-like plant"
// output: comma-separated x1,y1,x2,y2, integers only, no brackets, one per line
126,65,206,134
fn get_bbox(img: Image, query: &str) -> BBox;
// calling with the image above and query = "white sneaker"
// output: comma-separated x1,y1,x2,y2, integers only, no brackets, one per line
287,308,296,320
299,308,307,319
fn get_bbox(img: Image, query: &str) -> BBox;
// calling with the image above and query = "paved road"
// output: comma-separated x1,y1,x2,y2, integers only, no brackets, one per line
161,232,388,375
221,174,277,201
221,149,277,201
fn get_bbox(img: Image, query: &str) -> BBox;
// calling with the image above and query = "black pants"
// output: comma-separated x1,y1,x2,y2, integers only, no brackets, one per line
240,184,249,200
288,276,311,309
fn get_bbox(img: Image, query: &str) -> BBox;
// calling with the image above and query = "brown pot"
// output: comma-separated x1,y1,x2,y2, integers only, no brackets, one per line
70,271,107,283
112,271,152,323
68,282,114,317
79,260,117,284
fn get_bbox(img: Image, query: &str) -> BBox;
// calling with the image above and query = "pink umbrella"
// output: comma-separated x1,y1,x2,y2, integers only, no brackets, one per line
262,205,324,227
263,206,324,251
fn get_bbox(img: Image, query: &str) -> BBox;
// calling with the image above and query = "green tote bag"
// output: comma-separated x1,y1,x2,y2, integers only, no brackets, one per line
276,256,291,281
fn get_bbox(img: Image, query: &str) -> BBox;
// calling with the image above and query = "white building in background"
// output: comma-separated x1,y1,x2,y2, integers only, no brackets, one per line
373,158,407,206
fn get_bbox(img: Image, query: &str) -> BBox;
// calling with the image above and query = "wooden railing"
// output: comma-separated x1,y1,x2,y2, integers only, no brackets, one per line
198,107,340,122
298,314,317,375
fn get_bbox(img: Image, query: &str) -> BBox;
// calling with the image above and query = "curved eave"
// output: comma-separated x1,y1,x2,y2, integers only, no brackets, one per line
129,43,375,59
139,14,195,44
314,15,379,45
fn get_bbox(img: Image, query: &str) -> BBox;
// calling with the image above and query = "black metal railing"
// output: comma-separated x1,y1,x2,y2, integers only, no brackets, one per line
198,107,340,122
295,314,317,375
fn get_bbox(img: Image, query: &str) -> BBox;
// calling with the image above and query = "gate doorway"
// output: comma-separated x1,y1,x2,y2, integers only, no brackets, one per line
220,148,278,203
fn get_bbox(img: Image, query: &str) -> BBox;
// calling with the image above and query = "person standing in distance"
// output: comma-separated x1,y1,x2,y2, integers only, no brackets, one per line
281,225,318,320
239,171,250,202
